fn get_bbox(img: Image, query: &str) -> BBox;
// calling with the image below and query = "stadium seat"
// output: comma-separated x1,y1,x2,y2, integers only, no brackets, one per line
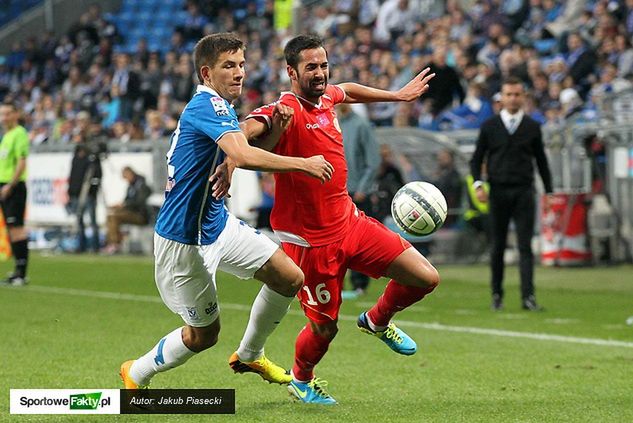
139,0,159,10
154,10,172,23
162,0,184,9
173,10,189,25
136,11,153,24
117,11,135,26
534,39,557,55
120,0,140,14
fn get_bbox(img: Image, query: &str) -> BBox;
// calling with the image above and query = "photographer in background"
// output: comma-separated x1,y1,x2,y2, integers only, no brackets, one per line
102,166,151,254
67,142,102,253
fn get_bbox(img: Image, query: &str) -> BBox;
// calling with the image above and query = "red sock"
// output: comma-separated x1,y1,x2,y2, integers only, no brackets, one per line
366,280,435,327
292,324,331,382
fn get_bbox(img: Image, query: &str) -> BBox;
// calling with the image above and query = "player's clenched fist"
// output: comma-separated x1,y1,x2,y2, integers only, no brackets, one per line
303,155,334,183
272,103,294,130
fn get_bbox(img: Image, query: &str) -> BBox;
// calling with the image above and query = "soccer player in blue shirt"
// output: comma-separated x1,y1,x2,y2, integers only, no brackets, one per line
120,33,334,389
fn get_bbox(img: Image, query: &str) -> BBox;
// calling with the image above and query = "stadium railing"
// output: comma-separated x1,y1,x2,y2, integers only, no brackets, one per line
28,118,632,262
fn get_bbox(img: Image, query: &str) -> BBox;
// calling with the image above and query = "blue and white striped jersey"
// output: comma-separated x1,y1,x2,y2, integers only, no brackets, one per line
155,85,240,245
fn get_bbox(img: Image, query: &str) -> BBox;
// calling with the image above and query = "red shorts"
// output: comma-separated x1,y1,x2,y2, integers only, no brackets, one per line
282,211,411,324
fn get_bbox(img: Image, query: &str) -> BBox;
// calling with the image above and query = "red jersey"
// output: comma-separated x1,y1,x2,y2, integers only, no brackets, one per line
247,84,354,246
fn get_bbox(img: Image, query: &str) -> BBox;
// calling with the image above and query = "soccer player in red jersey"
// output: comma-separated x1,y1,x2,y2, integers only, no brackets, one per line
238,35,438,404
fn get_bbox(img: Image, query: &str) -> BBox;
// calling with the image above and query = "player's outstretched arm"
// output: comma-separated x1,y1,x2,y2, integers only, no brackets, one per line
339,67,435,103
240,103,294,152
217,132,333,182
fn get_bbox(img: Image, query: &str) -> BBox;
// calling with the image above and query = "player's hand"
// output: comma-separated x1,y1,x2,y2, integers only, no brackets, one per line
542,193,552,211
272,103,294,131
396,67,436,102
303,155,334,183
0,184,13,200
209,161,235,199
475,186,488,203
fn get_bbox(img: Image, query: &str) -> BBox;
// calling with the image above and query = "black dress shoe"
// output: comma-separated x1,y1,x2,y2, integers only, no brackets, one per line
522,296,543,311
491,294,503,311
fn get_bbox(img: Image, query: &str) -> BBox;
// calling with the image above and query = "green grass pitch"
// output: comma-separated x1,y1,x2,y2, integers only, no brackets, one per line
1,254,632,422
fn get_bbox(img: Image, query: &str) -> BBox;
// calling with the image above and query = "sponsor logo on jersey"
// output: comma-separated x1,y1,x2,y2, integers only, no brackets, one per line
210,97,229,116
205,302,218,315
305,123,320,129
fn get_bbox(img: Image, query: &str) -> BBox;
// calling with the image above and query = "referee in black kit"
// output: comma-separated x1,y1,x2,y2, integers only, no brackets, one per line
470,77,553,311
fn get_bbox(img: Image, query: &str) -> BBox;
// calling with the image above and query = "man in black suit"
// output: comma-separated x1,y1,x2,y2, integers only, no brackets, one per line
470,76,553,311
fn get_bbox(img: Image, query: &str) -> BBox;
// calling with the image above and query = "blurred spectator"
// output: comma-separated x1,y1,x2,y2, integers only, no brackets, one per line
179,1,210,42
103,166,151,254
432,149,462,227
423,46,465,116
338,102,381,299
112,53,141,120
367,75,397,126
62,66,90,108
0,0,630,147
427,81,494,130
463,171,490,242
144,110,170,141
370,144,405,222
545,0,588,38
374,0,416,43
251,172,275,230
559,87,583,118
565,32,596,88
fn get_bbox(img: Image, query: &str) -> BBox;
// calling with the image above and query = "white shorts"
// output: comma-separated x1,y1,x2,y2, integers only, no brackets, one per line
154,213,279,327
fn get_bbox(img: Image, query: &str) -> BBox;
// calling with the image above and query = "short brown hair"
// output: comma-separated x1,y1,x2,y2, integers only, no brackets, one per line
501,76,524,88
0,102,17,112
193,33,245,83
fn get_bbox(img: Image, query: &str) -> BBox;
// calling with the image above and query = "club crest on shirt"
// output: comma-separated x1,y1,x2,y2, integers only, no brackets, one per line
186,307,199,320
316,114,330,127
210,96,229,116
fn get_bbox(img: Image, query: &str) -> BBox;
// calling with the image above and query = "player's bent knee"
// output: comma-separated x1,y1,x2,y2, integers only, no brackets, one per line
426,266,440,290
183,322,220,352
286,266,304,295
309,320,338,340
276,256,304,297
415,263,440,290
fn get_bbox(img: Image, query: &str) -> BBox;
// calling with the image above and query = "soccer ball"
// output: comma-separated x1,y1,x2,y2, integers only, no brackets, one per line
391,181,448,236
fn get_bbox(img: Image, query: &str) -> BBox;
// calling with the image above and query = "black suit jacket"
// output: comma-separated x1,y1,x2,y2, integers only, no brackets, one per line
470,114,553,193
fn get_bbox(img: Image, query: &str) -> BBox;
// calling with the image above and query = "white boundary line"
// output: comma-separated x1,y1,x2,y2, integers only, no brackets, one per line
7,285,633,349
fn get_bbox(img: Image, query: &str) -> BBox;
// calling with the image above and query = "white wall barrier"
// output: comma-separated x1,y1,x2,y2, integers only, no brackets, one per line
27,152,154,226
26,152,261,227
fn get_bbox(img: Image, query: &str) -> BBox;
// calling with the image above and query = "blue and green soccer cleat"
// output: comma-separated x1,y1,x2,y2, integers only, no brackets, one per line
288,378,337,405
357,312,417,355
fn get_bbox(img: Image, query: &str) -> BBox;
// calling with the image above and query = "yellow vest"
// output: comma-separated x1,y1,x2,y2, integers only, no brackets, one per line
464,175,489,221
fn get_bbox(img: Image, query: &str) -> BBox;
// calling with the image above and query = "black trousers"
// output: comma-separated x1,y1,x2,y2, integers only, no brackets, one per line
489,184,536,299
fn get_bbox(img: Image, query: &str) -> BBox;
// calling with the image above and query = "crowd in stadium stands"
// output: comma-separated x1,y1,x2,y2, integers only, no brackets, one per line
0,0,632,145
